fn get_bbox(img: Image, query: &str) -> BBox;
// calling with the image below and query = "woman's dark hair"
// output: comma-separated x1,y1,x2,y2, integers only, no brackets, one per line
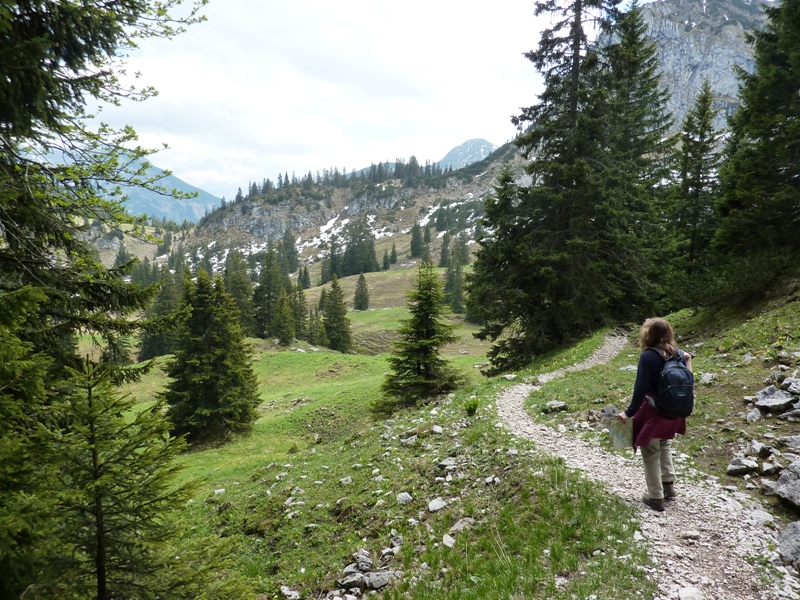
639,317,677,358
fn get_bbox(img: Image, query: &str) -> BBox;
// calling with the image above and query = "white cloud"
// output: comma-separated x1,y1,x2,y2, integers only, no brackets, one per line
101,0,547,198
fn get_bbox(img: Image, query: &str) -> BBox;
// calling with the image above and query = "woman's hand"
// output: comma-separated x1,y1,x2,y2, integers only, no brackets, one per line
617,412,629,424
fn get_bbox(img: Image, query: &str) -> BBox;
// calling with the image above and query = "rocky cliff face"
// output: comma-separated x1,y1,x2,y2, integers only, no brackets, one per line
642,0,768,130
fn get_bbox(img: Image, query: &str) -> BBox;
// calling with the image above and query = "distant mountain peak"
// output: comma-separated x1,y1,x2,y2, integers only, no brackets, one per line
438,139,498,170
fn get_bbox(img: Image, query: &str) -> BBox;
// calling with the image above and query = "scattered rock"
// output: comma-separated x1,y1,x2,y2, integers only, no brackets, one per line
782,378,800,395
699,372,718,385
543,400,568,413
619,365,638,371
365,571,392,590
397,492,413,505
279,586,302,600
502,374,517,381
780,409,800,422
779,522,800,569
340,476,353,485
680,530,701,540
678,587,705,600
449,517,475,536
775,460,800,508
748,510,775,527
400,435,417,446
442,534,456,548
726,457,759,476
339,572,366,590
755,386,796,413
428,497,446,512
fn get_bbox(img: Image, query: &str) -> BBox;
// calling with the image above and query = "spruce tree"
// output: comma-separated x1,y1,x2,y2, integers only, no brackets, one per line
273,288,296,346
671,79,722,282
323,276,352,353
253,250,286,338
379,263,464,410
138,268,184,361
423,223,431,244
383,249,391,270
282,228,299,273
353,273,370,310
716,0,800,255
438,232,451,268
410,222,424,258
54,360,191,599
163,270,260,442
444,257,465,314
224,250,256,336
469,0,667,370
390,242,398,264
292,284,308,341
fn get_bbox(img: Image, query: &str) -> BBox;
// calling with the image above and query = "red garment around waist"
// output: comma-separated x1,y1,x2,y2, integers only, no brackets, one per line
632,398,686,450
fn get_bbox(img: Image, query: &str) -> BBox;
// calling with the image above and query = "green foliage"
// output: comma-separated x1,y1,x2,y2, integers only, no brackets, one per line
254,250,289,338
224,250,256,336
410,221,425,258
323,276,352,353
444,257,465,314
281,228,299,273
716,0,800,255
469,0,670,372
379,263,465,411
164,270,260,442
464,397,479,417
353,273,370,311
390,242,398,264
138,268,184,361
274,288,296,345
52,360,193,599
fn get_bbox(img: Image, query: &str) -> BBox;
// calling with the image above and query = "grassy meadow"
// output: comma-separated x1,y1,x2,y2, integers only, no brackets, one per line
121,269,800,597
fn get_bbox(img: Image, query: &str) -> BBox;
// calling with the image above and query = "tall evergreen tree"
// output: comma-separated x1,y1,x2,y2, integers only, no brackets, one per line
410,222,425,258
163,271,260,442
353,273,370,310
423,223,431,244
383,249,391,270
444,257,465,314
468,0,669,371
341,221,380,276
438,232,451,268
281,228,300,273
224,250,256,336
323,276,352,353
273,288,296,346
138,268,184,361
379,263,464,411
292,284,308,341
390,242,398,264
715,0,800,255
53,360,202,600
671,79,722,282
253,250,286,338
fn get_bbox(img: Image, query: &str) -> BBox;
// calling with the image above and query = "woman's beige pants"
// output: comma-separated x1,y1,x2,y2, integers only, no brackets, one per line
640,438,676,499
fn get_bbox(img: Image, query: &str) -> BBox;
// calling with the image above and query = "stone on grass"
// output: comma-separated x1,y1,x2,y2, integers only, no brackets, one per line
543,400,568,414
279,586,302,600
698,373,718,385
726,457,759,476
754,386,795,413
748,510,775,527
340,476,353,485
746,408,762,424
781,378,800,395
442,534,456,548
780,436,800,453
339,572,366,590
780,409,800,422
449,517,476,536
400,435,417,446
366,571,393,590
428,497,446,512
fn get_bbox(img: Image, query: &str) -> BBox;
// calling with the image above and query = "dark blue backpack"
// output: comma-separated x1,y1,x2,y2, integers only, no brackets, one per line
647,349,694,419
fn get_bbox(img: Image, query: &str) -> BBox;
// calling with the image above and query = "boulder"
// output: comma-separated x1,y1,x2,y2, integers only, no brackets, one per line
698,372,718,385
279,586,302,600
780,436,800,453
775,460,800,508
339,572,366,590
782,378,800,395
754,386,795,413
780,408,800,422
726,457,759,476
449,517,476,536
678,587,705,600
779,521,800,568
396,492,413,505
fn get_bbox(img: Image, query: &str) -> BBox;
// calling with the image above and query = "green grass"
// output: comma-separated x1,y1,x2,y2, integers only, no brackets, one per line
122,327,659,598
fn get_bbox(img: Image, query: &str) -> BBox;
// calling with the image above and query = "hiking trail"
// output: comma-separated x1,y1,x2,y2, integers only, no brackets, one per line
495,334,799,600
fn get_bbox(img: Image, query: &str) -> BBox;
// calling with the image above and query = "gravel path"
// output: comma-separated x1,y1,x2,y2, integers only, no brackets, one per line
495,335,800,600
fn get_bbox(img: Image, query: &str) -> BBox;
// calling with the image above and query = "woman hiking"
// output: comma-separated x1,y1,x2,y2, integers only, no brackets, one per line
618,318,693,512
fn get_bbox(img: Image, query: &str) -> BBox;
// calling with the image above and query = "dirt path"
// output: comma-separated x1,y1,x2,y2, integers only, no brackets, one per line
495,335,799,600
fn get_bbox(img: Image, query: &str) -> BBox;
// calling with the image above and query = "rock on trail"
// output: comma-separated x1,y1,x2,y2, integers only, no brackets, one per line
495,335,796,600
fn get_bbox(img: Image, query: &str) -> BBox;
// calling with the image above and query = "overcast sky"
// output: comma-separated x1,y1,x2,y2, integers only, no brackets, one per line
103,1,549,199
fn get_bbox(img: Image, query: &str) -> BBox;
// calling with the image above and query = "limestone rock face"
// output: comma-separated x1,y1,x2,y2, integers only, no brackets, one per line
641,0,767,131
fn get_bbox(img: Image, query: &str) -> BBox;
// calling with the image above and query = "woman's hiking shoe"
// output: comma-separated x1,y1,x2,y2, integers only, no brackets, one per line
663,482,676,501
642,495,665,512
